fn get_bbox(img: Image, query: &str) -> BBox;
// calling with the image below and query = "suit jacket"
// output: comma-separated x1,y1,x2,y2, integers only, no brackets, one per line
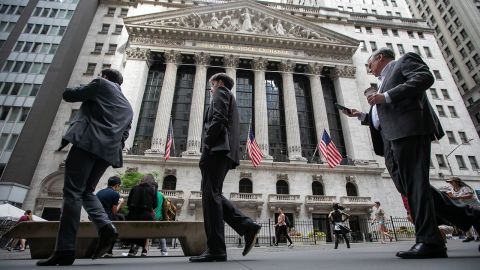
376,52,444,141
201,86,240,169
60,78,133,168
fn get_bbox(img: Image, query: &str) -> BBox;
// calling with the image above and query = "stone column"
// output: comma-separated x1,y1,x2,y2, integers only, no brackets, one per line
306,63,329,146
183,52,210,157
331,65,374,161
252,57,273,160
224,54,239,97
122,47,152,151
279,60,306,162
145,50,182,156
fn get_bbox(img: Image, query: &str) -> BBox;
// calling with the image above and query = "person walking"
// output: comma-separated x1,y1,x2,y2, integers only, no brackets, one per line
96,176,126,257
329,203,350,249
37,69,133,266
274,208,293,247
189,73,261,262
446,177,480,242
372,201,394,243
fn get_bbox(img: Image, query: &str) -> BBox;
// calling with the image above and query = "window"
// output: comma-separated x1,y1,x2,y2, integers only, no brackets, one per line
397,44,405,55
362,8,368,13
448,8,455,17
458,131,468,144
276,180,289,194
19,107,30,122
383,0,389,6
85,63,96,75
413,45,421,57
32,42,41,53
444,47,451,57
430,88,439,99
355,26,362,33
5,134,18,151
162,176,176,190
391,0,397,7
407,31,414,38
392,29,398,36
466,61,474,72
423,46,432,57
360,41,367,52
239,178,252,193
120,8,128,17
395,12,401,17
460,29,468,40
58,26,66,36
2,60,14,72
454,18,461,28
93,43,103,54
436,154,447,168
446,131,457,144
312,181,324,195
449,58,456,69
101,64,111,70
366,27,372,34
473,74,480,85
370,41,377,52
371,9,377,14
114,24,123,34
468,156,479,170
0,106,10,120
21,62,31,73
436,105,446,117
386,11,392,16
440,89,450,99
466,41,474,53
474,54,480,65
49,9,58,18
442,14,450,24
455,155,466,169
381,28,388,35
48,44,58,54
447,106,458,117
100,24,109,33
455,70,463,82
460,48,467,59
338,6,344,11
386,43,394,52
12,61,23,73
107,44,117,54
7,107,20,122
433,70,442,80
106,7,115,16
346,182,358,196
347,7,353,12
22,42,32,52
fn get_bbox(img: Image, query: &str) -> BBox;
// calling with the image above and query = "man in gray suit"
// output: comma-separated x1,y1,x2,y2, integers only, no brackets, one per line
38,69,133,266
345,48,446,258
189,73,261,262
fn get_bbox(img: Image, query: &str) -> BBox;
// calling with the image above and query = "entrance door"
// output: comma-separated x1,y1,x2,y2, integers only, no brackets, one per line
312,214,332,242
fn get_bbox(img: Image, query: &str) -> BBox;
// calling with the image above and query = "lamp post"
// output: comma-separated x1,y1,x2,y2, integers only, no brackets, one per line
445,138,474,176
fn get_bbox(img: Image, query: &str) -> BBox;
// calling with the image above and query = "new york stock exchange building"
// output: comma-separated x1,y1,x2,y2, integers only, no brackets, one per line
18,0,480,243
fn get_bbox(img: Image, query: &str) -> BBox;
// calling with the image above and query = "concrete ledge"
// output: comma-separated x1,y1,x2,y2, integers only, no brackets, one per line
3,221,207,259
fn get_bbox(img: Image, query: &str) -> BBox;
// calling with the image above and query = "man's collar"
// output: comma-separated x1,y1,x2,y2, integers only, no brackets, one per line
379,60,395,80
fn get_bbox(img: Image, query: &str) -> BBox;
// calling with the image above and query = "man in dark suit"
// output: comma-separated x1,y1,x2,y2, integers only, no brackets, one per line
189,73,261,262
37,69,133,266
343,48,473,258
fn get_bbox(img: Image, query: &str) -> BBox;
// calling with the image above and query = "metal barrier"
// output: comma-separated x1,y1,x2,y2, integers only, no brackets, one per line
224,217,416,247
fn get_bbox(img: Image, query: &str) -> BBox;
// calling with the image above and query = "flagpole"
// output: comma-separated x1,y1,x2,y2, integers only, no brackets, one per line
244,118,252,160
170,116,175,156
310,144,318,163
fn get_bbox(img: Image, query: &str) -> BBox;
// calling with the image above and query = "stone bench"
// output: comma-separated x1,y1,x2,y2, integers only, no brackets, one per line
3,221,207,259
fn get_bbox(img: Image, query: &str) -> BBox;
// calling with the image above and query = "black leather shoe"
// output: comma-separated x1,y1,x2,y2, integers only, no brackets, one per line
37,250,75,266
242,223,262,256
92,223,118,259
189,249,227,262
396,243,447,259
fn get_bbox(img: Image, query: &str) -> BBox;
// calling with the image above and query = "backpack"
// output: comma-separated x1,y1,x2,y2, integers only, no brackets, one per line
162,198,176,221
284,214,292,228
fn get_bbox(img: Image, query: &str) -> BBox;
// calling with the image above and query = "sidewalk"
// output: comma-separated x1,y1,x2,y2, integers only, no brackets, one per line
1,240,478,270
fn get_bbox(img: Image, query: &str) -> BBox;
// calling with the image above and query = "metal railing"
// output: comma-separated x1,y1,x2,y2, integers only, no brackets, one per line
223,217,416,247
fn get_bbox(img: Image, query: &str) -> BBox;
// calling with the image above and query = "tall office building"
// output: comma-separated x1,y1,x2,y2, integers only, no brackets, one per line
2,0,479,239
406,0,480,137
0,0,98,206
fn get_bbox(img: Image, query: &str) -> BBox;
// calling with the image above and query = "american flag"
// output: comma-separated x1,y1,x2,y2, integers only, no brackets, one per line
318,129,342,168
246,125,263,167
164,121,174,160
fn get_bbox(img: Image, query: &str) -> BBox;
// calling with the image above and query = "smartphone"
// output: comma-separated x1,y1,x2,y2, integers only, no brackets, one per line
335,103,351,113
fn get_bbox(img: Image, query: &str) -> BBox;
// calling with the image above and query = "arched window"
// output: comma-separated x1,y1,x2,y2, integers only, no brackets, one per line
312,181,324,195
346,182,358,196
276,180,289,194
162,175,177,190
239,178,253,193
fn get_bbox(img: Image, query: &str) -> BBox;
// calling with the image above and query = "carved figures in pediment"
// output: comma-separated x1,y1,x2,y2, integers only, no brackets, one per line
275,19,285,36
240,8,254,32
219,15,238,32
209,13,220,30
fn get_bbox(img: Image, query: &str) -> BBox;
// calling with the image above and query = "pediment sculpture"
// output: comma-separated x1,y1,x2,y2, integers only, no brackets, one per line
149,8,337,43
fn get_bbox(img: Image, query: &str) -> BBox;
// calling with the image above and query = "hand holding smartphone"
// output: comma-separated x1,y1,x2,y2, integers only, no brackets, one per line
335,103,351,114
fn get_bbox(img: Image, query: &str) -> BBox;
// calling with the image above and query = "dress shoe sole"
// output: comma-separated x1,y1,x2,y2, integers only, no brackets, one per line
189,256,227,262
396,252,448,259
242,226,262,256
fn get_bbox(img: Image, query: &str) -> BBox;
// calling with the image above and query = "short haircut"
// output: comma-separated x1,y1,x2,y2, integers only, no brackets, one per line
210,73,234,90
25,210,32,215
374,201,381,205
101,68,123,85
107,176,121,187
369,47,395,62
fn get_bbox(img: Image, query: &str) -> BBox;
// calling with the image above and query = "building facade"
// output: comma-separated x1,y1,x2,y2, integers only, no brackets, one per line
3,0,480,236
406,0,480,137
